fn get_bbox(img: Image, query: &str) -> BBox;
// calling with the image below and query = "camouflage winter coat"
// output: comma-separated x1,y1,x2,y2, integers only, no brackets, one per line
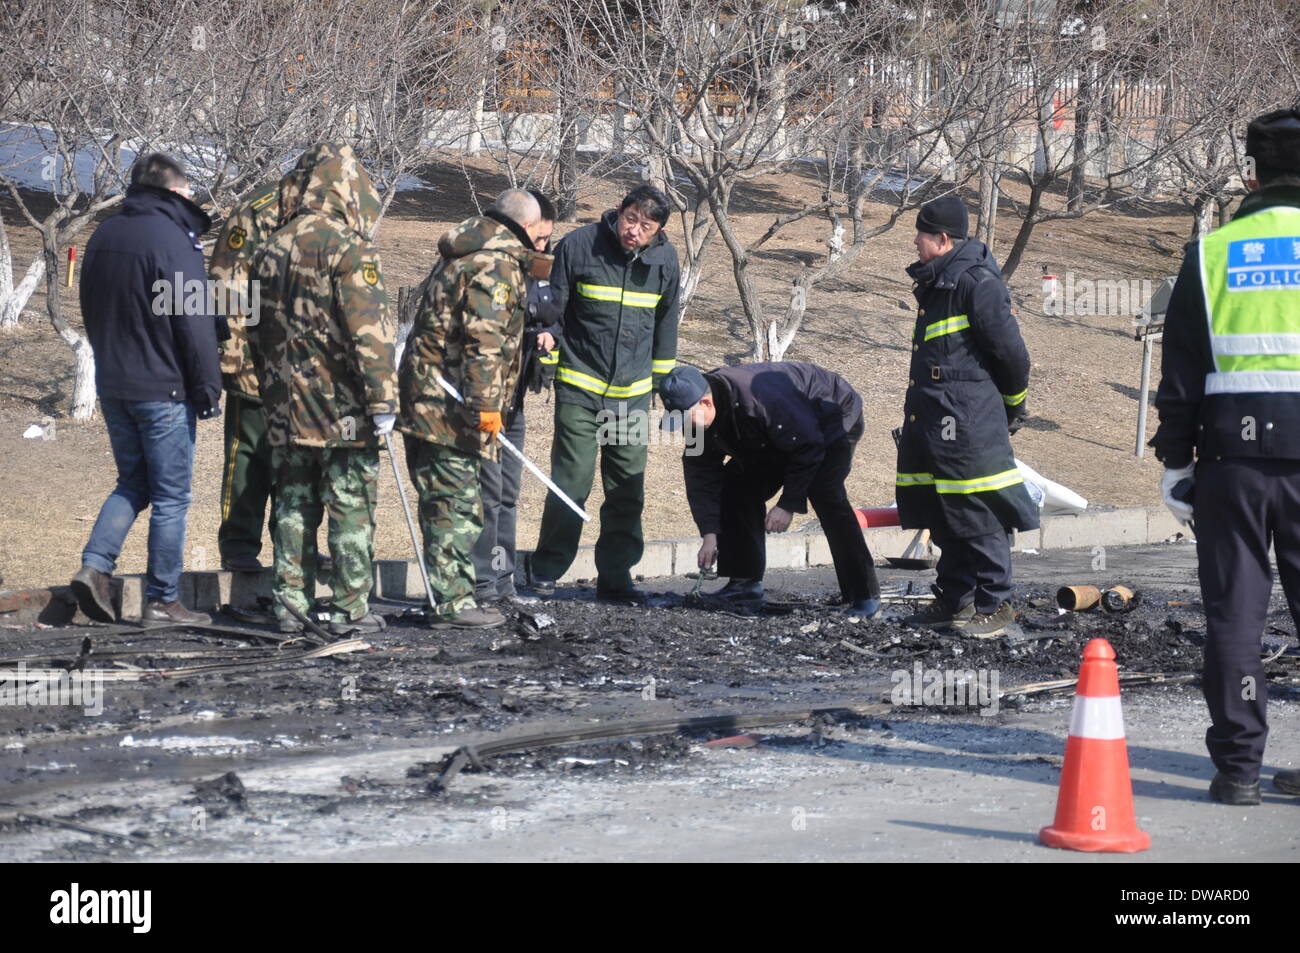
250,143,397,448
398,213,537,460
209,180,280,401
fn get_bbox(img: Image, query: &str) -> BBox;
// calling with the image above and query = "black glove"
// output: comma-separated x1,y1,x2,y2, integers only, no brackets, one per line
1006,401,1028,435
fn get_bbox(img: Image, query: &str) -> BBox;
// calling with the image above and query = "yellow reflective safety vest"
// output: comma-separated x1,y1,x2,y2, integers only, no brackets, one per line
1152,186,1300,464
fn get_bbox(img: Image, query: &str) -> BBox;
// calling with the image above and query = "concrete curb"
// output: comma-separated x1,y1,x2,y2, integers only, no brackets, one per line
1,505,1187,626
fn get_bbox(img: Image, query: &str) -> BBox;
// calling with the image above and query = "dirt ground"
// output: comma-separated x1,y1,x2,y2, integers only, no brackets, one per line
1,544,1297,862
0,156,1191,590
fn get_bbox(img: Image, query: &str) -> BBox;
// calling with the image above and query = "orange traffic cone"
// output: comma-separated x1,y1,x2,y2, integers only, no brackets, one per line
1040,638,1151,853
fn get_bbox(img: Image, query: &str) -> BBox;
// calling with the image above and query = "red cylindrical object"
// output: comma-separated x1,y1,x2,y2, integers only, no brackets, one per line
854,506,901,528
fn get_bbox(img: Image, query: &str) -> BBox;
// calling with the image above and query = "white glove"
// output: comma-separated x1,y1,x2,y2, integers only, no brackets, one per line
372,412,397,437
1160,463,1195,526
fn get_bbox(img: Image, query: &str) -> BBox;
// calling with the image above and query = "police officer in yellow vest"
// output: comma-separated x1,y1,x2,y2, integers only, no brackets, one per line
1152,108,1300,806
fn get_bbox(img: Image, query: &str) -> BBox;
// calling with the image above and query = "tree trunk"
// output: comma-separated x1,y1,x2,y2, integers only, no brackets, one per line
999,182,1045,279
0,210,11,320
848,119,867,245
976,155,999,246
1190,194,1215,239
611,79,627,157
0,255,45,329
676,203,715,322
41,237,96,419
646,109,670,192
556,95,579,222
1067,62,1092,212
1216,194,1233,227
71,334,96,419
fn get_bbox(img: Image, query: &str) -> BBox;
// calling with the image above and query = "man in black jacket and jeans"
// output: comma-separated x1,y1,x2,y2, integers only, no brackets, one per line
662,363,881,616
69,153,222,626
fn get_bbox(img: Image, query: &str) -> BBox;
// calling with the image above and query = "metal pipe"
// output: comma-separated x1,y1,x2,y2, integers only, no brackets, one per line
1056,585,1102,611
1136,335,1153,457
384,432,439,614
432,373,590,522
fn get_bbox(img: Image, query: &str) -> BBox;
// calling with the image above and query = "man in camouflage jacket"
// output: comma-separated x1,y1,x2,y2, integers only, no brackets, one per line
398,188,546,629
209,178,281,572
250,142,398,635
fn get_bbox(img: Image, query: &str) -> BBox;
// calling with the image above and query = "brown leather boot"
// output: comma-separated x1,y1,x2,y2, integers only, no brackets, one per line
430,605,506,629
70,565,116,623
142,600,212,626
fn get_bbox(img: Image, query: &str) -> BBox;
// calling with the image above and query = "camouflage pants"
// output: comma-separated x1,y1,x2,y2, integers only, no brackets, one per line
271,444,379,624
404,436,481,618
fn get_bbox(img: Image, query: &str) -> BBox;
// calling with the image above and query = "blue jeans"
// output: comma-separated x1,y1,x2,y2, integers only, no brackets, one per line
82,398,197,602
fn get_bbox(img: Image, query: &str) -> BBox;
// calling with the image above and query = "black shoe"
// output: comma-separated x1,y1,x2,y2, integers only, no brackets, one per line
962,603,1016,638
142,600,212,626
70,565,116,623
1273,769,1300,796
523,554,556,596
846,597,881,618
712,578,764,603
596,584,648,606
1209,772,1261,805
220,553,264,572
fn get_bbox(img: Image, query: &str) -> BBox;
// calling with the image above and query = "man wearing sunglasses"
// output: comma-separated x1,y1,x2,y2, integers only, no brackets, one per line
525,186,681,604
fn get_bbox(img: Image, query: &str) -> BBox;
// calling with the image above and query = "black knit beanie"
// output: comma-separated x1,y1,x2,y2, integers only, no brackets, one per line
916,195,969,239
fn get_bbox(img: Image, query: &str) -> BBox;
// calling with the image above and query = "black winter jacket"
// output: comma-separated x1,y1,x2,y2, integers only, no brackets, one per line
683,362,863,536
1151,185,1300,467
896,239,1037,538
549,209,680,411
507,274,562,419
80,185,221,416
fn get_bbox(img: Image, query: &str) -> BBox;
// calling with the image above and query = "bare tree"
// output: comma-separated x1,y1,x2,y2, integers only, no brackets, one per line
0,0,200,417
993,0,1286,278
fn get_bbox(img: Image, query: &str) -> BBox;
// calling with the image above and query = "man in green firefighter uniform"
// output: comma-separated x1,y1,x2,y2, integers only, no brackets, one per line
526,185,681,603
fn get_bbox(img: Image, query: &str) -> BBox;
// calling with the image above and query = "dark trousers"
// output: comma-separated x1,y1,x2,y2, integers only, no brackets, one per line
471,411,526,599
931,526,1013,615
1195,458,1300,782
717,435,880,602
218,393,275,560
532,400,647,590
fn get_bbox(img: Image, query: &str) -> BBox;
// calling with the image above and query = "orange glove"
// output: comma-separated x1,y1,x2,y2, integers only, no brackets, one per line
477,411,503,437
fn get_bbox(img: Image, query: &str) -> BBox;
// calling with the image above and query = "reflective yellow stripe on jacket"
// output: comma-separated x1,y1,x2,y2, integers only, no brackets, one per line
555,366,652,398
895,467,1024,494
652,358,676,374
577,283,663,310
922,315,970,341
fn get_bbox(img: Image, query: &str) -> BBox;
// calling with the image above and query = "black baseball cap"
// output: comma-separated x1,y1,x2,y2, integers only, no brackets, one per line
659,366,709,431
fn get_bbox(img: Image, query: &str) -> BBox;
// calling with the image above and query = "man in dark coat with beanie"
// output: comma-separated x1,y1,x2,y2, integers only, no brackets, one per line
896,195,1037,638
1151,108,1300,805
